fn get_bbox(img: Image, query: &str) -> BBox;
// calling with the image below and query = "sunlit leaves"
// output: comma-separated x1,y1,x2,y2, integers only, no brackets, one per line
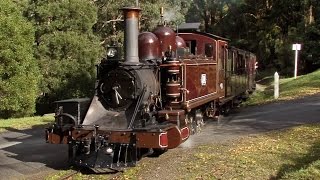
0,0,40,118
28,0,102,106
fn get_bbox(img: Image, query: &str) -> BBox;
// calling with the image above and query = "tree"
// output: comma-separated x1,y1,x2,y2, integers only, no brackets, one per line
0,0,40,118
299,0,320,72
26,0,103,113
94,0,191,47
185,0,320,74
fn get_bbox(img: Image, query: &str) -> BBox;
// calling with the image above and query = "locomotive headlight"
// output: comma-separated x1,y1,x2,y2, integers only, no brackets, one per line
105,147,113,154
107,48,117,58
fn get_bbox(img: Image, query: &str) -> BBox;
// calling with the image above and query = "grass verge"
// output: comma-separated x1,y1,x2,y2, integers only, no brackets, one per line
246,69,320,105
52,124,320,179
178,124,320,179
115,124,320,180
0,115,54,133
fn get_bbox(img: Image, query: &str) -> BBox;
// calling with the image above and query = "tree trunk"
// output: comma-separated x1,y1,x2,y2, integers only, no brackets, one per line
203,10,210,32
308,5,314,24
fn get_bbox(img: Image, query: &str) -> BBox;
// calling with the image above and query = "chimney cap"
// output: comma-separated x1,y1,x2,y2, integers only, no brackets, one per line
120,7,141,11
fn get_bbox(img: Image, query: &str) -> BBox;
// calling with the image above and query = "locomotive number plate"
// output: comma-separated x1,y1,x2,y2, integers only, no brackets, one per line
201,74,207,86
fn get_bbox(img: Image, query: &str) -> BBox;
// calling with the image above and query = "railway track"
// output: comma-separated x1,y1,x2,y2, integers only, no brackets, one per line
59,169,122,180
59,170,78,180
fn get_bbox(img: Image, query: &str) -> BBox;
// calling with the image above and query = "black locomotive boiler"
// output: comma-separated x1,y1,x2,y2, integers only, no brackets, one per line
46,7,256,172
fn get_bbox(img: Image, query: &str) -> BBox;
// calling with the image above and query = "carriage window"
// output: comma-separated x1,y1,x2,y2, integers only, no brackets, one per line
232,52,236,73
238,54,245,74
226,49,232,72
220,45,225,69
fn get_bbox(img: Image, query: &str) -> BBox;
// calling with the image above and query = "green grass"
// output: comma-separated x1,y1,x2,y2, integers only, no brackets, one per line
0,115,54,133
246,69,320,105
175,124,320,179
67,125,320,180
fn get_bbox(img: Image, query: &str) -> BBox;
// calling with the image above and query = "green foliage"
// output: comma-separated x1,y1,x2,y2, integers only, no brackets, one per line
26,0,103,109
301,24,320,72
186,0,320,74
37,31,100,99
93,0,132,46
30,0,98,35
2,0,318,117
94,0,190,46
0,0,40,118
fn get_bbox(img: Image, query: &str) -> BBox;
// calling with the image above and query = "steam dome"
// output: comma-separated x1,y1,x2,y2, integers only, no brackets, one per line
176,36,186,48
153,26,176,54
138,32,161,61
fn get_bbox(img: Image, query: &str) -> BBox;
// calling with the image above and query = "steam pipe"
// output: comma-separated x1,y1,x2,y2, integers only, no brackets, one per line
121,7,141,64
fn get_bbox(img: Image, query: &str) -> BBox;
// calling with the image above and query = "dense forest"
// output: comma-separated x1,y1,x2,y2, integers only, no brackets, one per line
0,0,319,118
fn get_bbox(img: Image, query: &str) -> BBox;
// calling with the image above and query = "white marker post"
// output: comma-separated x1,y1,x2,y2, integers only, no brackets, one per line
274,72,279,99
292,43,301,79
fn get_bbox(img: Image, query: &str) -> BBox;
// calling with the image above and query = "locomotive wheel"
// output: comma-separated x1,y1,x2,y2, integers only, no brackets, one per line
90,167,119,173
149,148,167,157
195,110,205,133
205,102,219,120
186,114,196,135
222,106,231,116
187,110,205,135
68,141,80,166
220,101,233,117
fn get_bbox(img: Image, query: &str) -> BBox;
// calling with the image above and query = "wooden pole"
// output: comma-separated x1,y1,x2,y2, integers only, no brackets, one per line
294,49,298,79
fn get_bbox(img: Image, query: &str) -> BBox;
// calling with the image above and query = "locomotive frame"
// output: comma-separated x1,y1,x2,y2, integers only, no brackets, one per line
45,6,256,172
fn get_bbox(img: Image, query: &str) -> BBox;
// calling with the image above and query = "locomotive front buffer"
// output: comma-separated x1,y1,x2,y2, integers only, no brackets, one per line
46,123,185,172
45,98,189,172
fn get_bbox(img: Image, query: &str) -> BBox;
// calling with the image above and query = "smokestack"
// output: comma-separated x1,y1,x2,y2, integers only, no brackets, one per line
121,7,141,64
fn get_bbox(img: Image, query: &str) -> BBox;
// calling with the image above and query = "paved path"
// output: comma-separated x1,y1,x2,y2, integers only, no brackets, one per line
0,128,68,179
183,93,320,147
0,94,320,179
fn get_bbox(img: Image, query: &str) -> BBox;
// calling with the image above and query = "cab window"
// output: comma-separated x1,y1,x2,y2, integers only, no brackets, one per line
186,40,197,55
205,43,213,58
205,42,216,60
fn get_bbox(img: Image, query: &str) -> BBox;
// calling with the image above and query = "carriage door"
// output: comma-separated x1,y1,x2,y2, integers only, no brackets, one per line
225,49,233,97
217,40,227,97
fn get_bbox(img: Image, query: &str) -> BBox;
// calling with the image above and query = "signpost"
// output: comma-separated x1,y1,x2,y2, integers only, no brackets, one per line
292,43,301,79
274,72,279,99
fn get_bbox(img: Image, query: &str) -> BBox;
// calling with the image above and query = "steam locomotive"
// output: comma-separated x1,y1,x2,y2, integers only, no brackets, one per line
46,7,256,172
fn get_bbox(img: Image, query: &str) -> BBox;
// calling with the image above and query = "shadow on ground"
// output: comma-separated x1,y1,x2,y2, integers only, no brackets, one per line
274,139,320,179
0,124,69,178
